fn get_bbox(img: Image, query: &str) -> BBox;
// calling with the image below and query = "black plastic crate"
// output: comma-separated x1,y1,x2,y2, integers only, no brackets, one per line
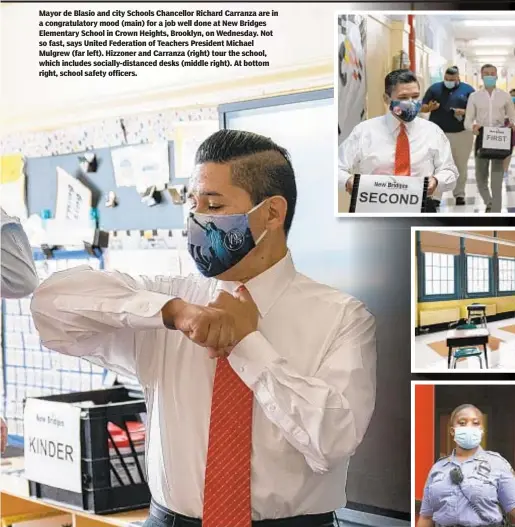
27,386,151,514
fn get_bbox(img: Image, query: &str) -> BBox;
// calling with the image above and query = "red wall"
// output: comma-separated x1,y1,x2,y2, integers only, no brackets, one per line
415,384,435,500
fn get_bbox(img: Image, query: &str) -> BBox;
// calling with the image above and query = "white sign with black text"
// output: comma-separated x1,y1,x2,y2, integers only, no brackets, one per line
24,398,83,493
482,127,512,152
351,174,426,213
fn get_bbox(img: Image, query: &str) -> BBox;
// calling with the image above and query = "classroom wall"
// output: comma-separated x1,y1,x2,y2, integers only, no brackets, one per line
417,296,515,328
365,15,393,119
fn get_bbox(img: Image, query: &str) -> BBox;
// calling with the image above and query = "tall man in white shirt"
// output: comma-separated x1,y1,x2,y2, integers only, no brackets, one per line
339,69,458,212
465,64,515,212
1,207,39,453
31,130,377,527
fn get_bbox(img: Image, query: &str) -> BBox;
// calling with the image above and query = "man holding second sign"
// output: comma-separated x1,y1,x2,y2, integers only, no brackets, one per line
339,69,458,213
465,64,515,213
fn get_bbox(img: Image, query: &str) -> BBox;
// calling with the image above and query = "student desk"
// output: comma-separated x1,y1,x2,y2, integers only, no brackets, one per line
446,328,490,369
0,457,148,527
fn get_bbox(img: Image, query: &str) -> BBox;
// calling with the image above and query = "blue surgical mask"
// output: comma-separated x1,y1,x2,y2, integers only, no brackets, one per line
188,201,267,277
444,80,456,90
390,99,422,123
483,76,497,88
512,96,515,103
453,426,483,450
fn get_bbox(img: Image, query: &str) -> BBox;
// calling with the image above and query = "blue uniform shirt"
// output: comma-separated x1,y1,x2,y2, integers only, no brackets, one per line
422,81,475,134
420,447,515,526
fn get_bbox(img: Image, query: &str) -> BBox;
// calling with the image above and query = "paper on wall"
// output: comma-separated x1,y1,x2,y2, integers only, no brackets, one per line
173,121,219,180
111,142,170,191
106,249,181,278
0,154,27,220
55,166,92,222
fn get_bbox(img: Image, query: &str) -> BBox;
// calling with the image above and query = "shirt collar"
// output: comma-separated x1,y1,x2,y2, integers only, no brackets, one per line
449,446,485,464
215,251,296,317
385,111,415,134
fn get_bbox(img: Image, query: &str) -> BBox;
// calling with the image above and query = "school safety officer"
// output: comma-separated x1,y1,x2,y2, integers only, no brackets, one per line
417,404,515,527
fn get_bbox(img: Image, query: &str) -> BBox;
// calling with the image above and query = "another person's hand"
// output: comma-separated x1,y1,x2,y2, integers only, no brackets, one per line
472,124,481,136
162,299,236,351
1,417,7,453
206,288,259,358
427,100,440,112
345,176,354,194
453,108,466,117
427,176,438,196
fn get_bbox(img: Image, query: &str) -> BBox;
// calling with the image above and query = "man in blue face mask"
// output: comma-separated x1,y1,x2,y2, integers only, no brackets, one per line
421,66,475,207
339,69,458,212
465,63,515,212
31,130,377,527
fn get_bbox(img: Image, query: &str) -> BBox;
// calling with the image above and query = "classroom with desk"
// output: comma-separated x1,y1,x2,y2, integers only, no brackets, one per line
413,228,515,372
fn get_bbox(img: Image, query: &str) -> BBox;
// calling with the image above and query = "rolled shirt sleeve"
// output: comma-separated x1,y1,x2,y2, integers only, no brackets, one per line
30,266,174,380
464,93,477,132
1,209,38,298
228,299,376,473
432,127,459,193
338,126,362,191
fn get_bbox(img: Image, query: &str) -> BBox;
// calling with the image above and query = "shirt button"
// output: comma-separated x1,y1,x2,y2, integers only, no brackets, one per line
140,302,150,312
240,366,245,373
268,404,276,412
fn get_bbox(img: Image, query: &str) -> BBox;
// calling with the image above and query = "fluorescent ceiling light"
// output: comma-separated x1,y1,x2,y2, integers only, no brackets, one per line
462,20,515,27
473,49,511,56
467,38,515,46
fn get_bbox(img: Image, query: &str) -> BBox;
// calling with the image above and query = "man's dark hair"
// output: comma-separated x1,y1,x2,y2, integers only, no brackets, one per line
195,129,297,235
510,88,515,95
384,69,419,96
445,66,459,76
481,63,497,74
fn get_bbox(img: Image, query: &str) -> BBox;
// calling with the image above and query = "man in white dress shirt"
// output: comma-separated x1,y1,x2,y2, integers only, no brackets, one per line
339,69,458,212
1,207,39,452
465,64,515,213
31,130,377,527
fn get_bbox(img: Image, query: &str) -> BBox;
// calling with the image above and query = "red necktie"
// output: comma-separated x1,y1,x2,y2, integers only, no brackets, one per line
394,124,411,176
202,289,253,527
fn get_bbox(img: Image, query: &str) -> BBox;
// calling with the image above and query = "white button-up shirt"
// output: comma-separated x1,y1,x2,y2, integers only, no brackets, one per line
465,88,515,129
1,208,38,298
338,112,458,193
30,252,376,520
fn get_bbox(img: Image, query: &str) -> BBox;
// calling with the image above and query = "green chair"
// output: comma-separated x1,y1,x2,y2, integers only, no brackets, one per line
451,323,484,369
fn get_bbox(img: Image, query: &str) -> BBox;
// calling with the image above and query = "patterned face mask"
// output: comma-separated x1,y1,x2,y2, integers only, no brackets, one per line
390,99,422,123
187,201,267,278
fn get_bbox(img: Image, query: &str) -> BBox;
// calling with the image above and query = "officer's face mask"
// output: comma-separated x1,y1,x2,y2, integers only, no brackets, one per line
453,426,483,450
389,99,422,123
187,200,268,278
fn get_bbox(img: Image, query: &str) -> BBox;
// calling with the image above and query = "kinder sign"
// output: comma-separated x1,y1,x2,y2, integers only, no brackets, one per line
349,175,427,213
24,398,82,493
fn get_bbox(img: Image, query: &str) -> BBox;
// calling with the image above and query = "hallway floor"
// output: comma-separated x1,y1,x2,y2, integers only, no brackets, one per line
439,153,514,213
414,317,515,371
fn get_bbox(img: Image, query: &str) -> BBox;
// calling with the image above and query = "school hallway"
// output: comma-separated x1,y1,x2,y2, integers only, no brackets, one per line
439,152,515,213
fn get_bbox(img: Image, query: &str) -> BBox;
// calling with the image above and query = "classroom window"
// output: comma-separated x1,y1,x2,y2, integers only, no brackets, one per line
499,257,515,292
424,252,455,296
467,255,490,294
